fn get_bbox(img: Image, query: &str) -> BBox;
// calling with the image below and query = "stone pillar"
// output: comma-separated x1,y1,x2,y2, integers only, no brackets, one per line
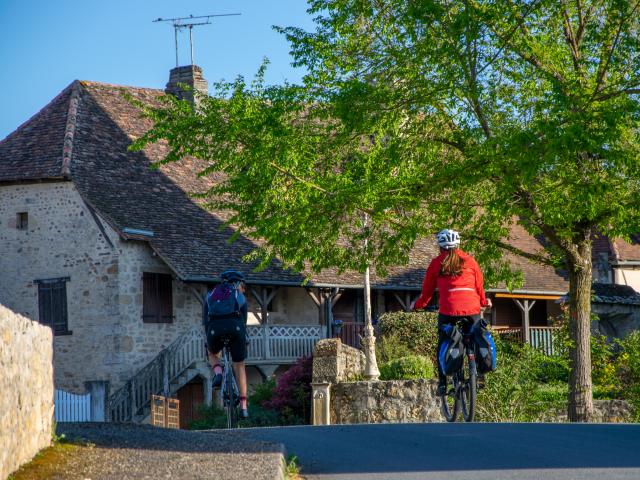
85,381,109,422
311,382,331,425
203,376,213,406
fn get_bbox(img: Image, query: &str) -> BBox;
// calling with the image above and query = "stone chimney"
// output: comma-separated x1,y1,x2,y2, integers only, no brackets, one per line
165,65,208,104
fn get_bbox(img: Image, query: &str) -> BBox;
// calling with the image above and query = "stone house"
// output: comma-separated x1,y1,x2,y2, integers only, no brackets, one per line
0,65,571,425
593,234,640,292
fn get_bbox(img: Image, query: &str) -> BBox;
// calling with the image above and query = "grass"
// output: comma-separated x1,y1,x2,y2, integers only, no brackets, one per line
7,443,81,480
285,454,303,479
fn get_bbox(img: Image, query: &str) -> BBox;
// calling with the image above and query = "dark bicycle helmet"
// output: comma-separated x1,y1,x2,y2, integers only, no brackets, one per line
220,269,245,283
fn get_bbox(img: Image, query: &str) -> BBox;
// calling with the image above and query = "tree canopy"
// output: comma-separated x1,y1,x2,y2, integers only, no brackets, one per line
133,0,640,420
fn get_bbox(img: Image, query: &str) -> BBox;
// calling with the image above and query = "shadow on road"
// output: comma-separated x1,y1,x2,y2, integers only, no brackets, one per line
239,423,640,476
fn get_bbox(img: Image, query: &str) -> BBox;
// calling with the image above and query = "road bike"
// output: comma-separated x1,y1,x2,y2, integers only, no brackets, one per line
219,336,240,429
440,319,478,423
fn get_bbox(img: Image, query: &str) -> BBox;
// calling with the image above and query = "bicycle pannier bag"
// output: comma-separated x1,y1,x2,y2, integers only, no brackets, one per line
439,324,464,376
473,321,497,373
207,283,242,320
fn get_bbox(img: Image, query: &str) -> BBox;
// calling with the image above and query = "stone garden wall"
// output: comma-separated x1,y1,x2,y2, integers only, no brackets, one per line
312,338,365,383
0,304,54,479
331,379,441,424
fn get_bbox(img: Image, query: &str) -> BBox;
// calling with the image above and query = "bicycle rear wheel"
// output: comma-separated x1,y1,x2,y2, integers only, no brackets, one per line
460,354,477,422
224,357,238,429
440,375,460,422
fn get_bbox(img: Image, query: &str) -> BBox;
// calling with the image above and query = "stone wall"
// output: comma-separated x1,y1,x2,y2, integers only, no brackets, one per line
0,304,54,479
0,181,204,394
545,399,634,423
0,182,121,393
312,338,365,383
592,303,640,339
330,379,441,424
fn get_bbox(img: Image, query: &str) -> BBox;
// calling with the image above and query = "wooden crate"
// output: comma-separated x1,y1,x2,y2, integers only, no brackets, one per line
151,394,180,429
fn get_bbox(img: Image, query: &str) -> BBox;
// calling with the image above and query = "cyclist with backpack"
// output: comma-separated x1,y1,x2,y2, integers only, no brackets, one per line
203,269,249,418
411,229,492,395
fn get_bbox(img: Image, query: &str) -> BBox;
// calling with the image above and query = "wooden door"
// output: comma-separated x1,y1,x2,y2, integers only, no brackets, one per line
177,378,204,429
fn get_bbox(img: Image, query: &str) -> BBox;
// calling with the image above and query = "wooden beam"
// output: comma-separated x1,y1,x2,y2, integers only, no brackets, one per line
496,293,560,300
305,288,321,307
331,288,343,307
393,292,408,311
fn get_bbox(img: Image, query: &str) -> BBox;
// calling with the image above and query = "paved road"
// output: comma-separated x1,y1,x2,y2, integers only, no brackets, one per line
235,423,640,480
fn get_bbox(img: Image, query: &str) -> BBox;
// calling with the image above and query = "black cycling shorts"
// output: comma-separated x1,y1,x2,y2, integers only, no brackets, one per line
205,317,247,362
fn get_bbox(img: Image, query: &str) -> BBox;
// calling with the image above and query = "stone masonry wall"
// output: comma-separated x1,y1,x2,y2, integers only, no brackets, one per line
0,182,121,393
330,379,441,424
113,241,203,389
312,338,365,383
0,304,54,479
0,182,203,395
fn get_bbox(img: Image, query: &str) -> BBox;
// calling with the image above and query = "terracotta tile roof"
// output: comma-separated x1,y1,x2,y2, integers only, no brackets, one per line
0,79,568,293
612,237,640,262
0,83,77,182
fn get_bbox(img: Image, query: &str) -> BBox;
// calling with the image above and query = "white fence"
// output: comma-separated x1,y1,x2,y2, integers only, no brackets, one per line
247,324,323,363
54,389,91,422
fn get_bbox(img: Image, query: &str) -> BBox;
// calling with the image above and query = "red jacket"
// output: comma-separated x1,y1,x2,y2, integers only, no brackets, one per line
414,250,488,316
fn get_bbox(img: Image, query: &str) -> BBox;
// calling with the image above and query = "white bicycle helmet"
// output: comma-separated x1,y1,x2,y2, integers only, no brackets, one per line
436,229,460,249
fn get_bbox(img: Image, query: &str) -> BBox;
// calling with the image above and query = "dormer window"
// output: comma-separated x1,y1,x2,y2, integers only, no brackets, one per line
16,212,28,230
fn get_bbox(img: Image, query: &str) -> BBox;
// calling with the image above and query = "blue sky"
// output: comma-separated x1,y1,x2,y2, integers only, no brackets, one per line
0,0,315,138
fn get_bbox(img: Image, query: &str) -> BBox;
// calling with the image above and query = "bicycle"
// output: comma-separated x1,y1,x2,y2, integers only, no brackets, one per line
219,336,240,429
440,319,478,423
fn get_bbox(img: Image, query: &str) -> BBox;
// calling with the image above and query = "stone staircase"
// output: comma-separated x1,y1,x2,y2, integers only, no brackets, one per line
109,326,210,423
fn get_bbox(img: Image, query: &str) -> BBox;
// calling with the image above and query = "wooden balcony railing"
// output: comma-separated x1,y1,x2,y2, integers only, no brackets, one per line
494,326,560,356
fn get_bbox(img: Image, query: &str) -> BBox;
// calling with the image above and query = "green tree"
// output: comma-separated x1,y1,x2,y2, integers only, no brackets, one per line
133,1,640,421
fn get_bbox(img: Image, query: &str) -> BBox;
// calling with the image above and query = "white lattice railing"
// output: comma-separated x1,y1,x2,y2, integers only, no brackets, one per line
247,324,323,362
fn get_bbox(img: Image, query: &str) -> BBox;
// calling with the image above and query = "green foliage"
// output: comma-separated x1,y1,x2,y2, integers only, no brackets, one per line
476,341,565,422
529,353,570,384
133,0,640,419
615,332,640,421
285,455,302,479
377,311,439,364
379,355,435,381
250,378,276,405
376,333,414,364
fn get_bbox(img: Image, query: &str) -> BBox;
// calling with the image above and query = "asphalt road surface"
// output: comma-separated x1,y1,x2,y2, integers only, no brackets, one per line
237,422,640,480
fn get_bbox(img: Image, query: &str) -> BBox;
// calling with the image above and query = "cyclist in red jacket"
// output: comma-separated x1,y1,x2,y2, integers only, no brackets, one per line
411,229,492,395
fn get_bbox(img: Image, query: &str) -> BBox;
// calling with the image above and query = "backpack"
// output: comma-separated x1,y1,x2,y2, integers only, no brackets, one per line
473,321,497,373
207,283,243,321
438,324,464,376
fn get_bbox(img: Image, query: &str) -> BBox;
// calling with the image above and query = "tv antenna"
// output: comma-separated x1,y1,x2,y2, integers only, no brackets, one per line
153,13,241,67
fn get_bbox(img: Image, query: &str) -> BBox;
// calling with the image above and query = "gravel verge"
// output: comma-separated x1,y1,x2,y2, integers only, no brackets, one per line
55,423,286,480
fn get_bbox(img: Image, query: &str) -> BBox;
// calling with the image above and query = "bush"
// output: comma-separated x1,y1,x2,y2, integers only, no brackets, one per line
379,355,435,381
265,356,313,424
615,331,640,421
529,351,570,384
377,311,439,364
376,333,414,364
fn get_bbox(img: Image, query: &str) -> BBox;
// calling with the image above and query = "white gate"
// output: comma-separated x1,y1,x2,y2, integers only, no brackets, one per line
54,389,91,422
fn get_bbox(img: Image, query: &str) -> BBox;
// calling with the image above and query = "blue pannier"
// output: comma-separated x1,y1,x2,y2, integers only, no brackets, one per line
472,321,497,373
439,324,464,376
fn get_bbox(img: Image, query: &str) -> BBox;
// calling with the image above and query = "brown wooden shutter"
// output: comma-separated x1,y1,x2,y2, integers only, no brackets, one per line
37,278,70,335
158,274,173,323
142,272,173,323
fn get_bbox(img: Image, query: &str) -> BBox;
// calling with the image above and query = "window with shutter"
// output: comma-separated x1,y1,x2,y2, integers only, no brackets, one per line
36,277,71,335
142,272,173,323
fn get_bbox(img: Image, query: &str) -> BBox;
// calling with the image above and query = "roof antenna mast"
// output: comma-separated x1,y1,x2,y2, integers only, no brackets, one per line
153,13,241,67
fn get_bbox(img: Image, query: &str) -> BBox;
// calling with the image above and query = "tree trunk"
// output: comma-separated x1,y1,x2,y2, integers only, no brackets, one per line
567,243,594,422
